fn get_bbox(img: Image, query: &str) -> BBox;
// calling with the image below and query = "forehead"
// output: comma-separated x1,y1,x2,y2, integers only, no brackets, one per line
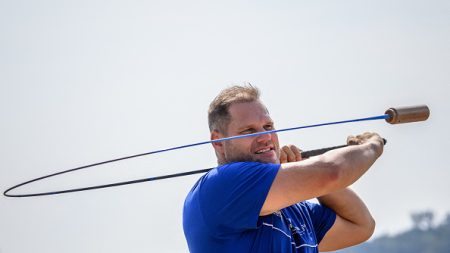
228,101,272,127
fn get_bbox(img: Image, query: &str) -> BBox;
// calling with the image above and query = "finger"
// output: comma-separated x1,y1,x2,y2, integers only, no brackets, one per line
347,135,358,145
362,132,374,139
282,146,296,163
280,149,287,164
290,145,303,161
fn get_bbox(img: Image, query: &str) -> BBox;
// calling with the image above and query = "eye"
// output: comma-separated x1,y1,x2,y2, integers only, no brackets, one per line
264,124,274,130
240,128,255,134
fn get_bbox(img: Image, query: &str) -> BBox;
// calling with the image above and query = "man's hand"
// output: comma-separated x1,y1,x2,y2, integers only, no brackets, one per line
279,144,303,164
347,132,384,146
347,132,384,157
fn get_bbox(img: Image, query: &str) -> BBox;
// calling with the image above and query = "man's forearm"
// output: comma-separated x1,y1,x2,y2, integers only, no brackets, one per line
321,140,383,190
318,188,375,236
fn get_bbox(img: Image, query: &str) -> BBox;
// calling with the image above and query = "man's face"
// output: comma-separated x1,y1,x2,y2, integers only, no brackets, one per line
214,101,281,164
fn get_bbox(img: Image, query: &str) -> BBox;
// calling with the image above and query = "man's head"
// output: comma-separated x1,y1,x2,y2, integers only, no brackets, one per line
208,84,281,165
208,85,261,134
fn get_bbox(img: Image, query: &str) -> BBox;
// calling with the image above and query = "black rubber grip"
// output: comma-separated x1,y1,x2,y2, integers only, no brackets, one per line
301,138,387,159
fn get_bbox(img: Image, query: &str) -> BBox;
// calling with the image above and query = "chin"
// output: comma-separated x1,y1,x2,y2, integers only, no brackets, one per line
255,157,278,164
225,152,278,164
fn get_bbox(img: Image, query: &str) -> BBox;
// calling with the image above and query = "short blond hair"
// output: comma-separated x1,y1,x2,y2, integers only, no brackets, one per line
208,84,260,134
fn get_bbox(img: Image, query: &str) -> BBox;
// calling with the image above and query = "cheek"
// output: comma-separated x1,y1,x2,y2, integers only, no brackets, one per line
272,135,280,147
227,139,252,152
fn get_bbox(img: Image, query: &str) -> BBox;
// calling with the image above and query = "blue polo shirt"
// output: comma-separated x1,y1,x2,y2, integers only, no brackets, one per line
183,162,336,253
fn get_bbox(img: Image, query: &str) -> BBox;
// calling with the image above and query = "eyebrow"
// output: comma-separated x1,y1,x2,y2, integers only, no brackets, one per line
237,121,274,131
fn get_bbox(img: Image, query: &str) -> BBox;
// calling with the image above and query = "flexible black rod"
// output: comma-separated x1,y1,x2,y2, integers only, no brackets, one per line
4,140,383,197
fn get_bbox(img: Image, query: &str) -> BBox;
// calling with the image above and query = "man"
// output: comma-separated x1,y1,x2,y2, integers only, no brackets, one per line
183,85,384,252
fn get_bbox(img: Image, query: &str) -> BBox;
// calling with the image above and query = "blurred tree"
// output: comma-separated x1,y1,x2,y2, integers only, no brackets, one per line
411,210,434,230
444,213,450,225
331,210,450,253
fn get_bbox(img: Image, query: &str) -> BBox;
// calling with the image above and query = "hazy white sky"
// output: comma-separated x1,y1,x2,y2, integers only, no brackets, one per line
1,0,449,252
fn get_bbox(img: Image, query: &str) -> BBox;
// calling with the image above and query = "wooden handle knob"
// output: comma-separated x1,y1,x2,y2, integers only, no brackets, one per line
385,105,430,124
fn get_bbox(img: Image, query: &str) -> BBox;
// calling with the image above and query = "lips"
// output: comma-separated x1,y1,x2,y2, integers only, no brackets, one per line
254,147,274,154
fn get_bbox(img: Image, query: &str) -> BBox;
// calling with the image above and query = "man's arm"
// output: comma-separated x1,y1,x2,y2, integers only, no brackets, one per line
261,132,382,250
260,133,383,216
317,188,375,251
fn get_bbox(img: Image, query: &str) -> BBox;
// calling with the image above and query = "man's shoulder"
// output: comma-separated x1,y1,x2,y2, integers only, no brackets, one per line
188,161,280,197
186,161,280,202
206,162,280,182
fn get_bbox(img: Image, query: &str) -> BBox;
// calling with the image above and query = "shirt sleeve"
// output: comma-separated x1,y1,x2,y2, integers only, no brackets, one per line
304,201,337,243
198,162,280,236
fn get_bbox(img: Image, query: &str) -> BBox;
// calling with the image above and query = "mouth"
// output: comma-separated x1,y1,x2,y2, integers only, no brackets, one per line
254,147,274,154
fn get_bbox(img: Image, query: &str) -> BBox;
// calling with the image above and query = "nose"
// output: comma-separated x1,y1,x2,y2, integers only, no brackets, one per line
256,131,272,143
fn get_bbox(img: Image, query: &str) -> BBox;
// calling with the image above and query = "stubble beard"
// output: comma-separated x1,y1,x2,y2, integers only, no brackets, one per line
222,143,280,164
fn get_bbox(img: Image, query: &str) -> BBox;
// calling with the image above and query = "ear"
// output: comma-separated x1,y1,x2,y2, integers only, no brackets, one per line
211,130,224,150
